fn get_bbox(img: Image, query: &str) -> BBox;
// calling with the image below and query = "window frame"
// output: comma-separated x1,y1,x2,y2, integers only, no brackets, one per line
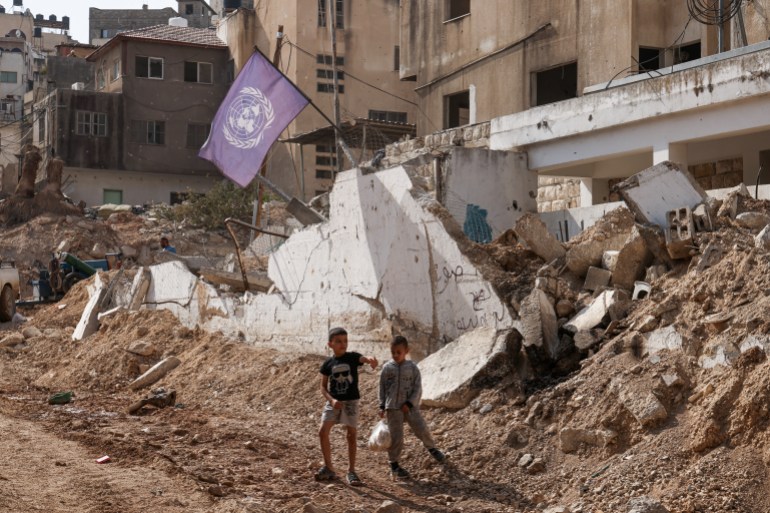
0,71,17,83
445,0,471,22
76,111,108,137
186,122,211,148
184,61,213,84
110,59,120,81
135,55,164,79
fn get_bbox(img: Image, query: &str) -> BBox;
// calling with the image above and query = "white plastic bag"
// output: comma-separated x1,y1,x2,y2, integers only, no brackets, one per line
367,420,391,451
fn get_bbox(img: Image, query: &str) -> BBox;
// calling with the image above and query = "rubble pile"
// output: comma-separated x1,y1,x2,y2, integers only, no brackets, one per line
6,166,770,511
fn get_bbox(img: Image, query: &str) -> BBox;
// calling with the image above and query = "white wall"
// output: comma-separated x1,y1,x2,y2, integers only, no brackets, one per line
62,167,221,206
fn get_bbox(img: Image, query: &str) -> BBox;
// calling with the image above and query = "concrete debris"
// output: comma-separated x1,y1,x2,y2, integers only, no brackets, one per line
565,289,629,333
620,390,668,427
735,211,770,230
695,242,722,272
374,501,403,513
612,226,653,290
72,272,107,341
127,387,177,415
21,326,42,339
698,343,740,369
645,265,668,282
0,332,24,347
559,427,617,453
573,330,600,351
420,328,521,408
664,207,695,260
565,208,636,277
129,356,182,390
692,201,716,232
514,213,566,262
199,268,273,293
661,373,684,388
632,281,651,300
627,496,671,513
614,162,707,227
520,288,560,361
127,341,157,357
583,266,611,292
755,225,770,250
517,453,534,467
716,184,750,219
602,250,619,271
644,326,686,356
739,335,770,355
555,299,574,318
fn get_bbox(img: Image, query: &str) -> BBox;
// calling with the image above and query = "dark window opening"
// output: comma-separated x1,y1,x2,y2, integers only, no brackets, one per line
316,69,344,80
185,3,194,14
533,62,577,107
673,41,701,65
369,110,407,123
447,0,470,20
638,47,662,72
444,90,470,129
317,83,344,94
226,59,235,84
316,169,333,179
394,46,400,71
186,123,211,148
316,54,345,66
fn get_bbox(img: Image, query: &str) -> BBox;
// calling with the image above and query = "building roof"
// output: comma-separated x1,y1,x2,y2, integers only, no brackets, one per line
87,24,226,61
282,118,417,147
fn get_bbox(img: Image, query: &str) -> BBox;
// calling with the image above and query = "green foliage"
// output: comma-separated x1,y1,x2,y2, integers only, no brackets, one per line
160,181,269,231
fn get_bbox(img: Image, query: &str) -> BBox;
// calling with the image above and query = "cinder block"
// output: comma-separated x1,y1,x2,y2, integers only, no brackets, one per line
583,266,611,292
664,207,694,259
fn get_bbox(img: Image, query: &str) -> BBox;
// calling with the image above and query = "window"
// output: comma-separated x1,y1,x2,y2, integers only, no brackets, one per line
96,68,105,90
394,46,400,71
103,189,123,204
226,59,235,84
673,41,701,65
131,120,165,145
0,71,17,83
532,62,577,107
111,59,120,81
316,69,344,80
316,169,333,179
135,56,163,79
76,111,108,136
447,0,470,20
316,54,344,66
317,83,344,94
316,144,337,178
38,109,45,141
369,110,407,123
316,156,337,166
185,3,194,14
186,123,211,148
638,47,661,73
184,61,213,83
100,28,114,38
317,0,344,27
444,90,469,129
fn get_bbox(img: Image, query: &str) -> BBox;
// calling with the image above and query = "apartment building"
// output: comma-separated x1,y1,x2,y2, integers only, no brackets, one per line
218,0,417,199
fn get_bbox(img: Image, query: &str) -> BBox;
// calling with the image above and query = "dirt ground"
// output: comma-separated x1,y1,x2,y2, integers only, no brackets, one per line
5,195,770,512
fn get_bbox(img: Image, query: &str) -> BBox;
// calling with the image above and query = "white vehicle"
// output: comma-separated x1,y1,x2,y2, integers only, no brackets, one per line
0,261,19,321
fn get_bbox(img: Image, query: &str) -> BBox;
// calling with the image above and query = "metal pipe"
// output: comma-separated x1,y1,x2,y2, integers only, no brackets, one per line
718,0,724,53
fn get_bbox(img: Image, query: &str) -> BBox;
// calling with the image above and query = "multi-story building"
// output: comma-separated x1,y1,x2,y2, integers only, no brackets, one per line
89,6,178,46
400,1,770,211
176,0,216,29
217,1,417,199
33,23,229,206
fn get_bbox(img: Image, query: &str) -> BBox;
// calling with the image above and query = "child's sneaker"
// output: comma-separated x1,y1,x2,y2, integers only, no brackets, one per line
390,465,410,480
429,448,446,463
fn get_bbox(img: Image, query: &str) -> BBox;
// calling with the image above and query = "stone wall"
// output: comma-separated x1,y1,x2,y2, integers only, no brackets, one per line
383,122,491,167
537,177,581,213
689,157,743,191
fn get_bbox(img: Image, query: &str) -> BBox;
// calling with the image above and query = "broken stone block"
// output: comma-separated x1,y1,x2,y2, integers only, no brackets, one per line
129,356,182,390
664,207,695,260
602,250,619,271
614,162,707,227
565,208,636,277
736,212,770,231
645,265,667,282
535,276,559,297
612,226,653,290
698,342,740,369
72,273,107,342
21,326,42,339
559,427,617,453
517,453,534,467
127,341,157,357
121,245,138,258
514,214,566,262
0,332,24,347
755,225,770,250
128,267,151,311
520,289,560,361
661,373,683,388
620,390,668,427
695,242,722,273
555,299,574,318
635,315,659,333
420,328,521,408
716,185,749,219
692,201,717,232
740,335,770,355
526,458,545,474
574,330,599,351
583,266,611,292
644,326,685,356
627,496,671,513
374,501,402,513
565,289,629,333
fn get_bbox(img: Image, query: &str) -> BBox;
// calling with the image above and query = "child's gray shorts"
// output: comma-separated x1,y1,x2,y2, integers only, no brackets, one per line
321,400,359,428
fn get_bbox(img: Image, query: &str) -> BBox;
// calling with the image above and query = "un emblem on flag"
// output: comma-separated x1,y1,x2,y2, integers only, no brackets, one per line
223,87,276,149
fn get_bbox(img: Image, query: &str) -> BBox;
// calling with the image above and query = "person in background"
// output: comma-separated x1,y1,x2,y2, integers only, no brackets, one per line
160,236,176,254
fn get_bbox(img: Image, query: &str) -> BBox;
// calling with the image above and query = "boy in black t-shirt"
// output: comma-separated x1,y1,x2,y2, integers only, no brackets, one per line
316,327,378,486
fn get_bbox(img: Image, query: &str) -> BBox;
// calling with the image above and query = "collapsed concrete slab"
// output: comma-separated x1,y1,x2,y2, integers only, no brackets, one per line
514,213,566,263
565,289,629,333
420,327,521,409
614,162,707,228
72,272,106,341
611,226,653,290
565,207,636,276
644,325,688,355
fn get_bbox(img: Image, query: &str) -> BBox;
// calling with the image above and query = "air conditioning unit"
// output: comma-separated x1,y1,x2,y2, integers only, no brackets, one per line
71,82,84,90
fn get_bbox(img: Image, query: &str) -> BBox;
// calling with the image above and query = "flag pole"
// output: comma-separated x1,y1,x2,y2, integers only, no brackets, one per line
251,45,357,168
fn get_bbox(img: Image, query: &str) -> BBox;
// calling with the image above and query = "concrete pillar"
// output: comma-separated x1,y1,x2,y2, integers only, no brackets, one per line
469,84,477,125
653,142,688,168
580,178,594,207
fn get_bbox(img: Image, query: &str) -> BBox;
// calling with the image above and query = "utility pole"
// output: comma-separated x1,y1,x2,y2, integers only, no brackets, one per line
252,25,285,240
329,0,343,178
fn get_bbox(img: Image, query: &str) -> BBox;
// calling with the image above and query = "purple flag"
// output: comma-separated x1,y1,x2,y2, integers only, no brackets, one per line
199,51,309,187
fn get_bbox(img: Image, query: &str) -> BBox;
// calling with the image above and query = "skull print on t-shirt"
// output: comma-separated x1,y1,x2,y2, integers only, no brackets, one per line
320,351,363,401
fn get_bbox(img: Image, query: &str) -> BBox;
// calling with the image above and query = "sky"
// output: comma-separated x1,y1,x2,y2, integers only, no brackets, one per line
18,0,179,44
